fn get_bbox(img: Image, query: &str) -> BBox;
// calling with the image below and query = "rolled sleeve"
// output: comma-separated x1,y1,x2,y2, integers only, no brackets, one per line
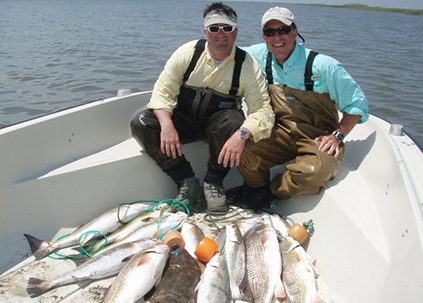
315,55,369,123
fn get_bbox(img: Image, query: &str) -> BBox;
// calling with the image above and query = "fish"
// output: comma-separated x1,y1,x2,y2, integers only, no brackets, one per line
236,215,264,238
269,213,291,239
280,236,325,303
180,222,204,259
26,239,160,297
101,243,169,303
147,249,202,303
95,211,187,255
245,222,285,303
24,202,152,259
225,223,247,301
90,209,170,253
213,227,227,253
195,252,230,303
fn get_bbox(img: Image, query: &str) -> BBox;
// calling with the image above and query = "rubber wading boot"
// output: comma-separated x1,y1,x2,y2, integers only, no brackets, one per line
225,183,256,204
174,177,204,211
203,181,229,212
241,184,275,211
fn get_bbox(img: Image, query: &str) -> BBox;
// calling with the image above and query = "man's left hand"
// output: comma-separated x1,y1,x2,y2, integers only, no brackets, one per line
315,134,341,158
218,132,247,168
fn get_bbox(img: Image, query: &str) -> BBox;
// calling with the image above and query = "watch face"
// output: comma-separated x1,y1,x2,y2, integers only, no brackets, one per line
239,129,248,139
338,133,344,141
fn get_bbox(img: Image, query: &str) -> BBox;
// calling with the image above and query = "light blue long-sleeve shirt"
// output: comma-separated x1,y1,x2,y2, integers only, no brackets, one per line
244,42,369,123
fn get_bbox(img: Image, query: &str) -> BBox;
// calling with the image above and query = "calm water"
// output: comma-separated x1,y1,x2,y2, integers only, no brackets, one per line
1,0,423,144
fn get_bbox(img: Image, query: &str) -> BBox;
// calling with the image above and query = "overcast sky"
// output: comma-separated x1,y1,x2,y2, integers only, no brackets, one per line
226,0,423,10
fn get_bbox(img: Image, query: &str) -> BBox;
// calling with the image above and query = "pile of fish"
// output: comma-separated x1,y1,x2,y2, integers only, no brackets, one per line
22,202,325,303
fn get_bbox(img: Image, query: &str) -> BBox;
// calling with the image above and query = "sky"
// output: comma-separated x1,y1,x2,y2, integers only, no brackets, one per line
223,0,423,10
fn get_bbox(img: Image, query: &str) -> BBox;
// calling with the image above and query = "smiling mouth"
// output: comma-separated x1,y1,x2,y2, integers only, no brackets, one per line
273,43,286,48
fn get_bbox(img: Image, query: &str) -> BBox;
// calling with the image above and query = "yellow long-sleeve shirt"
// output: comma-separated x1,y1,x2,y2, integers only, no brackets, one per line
148,39,274,142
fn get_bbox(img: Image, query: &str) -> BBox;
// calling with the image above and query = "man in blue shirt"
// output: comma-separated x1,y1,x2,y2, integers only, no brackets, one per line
226,7,369,210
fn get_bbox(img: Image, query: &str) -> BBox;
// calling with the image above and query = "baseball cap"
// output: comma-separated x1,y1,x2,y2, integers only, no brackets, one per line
261,7,295,29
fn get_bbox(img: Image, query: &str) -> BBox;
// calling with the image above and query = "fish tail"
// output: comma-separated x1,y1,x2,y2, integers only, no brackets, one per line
26,277,51,297
23,234,53,256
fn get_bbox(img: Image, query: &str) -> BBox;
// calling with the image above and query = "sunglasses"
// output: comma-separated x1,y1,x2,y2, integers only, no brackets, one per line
206,25,237,34
263,25,293,37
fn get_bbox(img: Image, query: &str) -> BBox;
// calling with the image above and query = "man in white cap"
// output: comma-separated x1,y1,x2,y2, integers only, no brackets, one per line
131,2,274,212
226,7,369,210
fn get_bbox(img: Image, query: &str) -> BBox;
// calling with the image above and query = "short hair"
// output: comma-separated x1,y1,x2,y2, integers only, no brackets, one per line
203,2,237,19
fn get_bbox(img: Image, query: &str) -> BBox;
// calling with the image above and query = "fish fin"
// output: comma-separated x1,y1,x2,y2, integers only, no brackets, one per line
312,292,326,303
137,254,152,267
26,277,50,297
121,254,136,263
274,277,286,300
260,233,271,245
23,234,51,254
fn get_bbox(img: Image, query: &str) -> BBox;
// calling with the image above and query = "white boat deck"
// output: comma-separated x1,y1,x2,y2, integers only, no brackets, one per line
1,91,422,302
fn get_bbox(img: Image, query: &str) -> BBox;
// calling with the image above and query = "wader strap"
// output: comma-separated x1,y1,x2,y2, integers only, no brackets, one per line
183,39,206,82
304,50,319,91
266,51,273,85
229,47,246,95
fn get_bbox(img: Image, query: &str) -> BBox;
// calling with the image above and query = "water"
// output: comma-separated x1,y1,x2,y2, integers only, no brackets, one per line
1,0,423,144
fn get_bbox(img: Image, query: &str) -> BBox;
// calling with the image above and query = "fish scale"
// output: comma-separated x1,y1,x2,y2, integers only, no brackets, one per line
245,222,285,303
225,223,246,301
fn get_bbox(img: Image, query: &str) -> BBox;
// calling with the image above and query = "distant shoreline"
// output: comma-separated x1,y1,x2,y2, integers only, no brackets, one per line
304,3,423,16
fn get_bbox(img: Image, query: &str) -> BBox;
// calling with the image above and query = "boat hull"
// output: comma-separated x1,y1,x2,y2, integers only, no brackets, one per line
1,90,422,302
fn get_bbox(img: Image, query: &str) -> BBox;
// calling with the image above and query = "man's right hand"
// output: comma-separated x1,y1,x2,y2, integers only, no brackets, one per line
153,109,182,159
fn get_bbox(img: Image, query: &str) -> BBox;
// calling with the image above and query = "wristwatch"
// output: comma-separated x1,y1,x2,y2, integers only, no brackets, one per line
237,129,249,140
332,130,345,141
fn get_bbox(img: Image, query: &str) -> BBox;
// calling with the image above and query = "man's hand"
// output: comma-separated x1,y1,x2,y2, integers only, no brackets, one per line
218,130,250,168
315,134,342,158
316,112,361,158
153,109,182,159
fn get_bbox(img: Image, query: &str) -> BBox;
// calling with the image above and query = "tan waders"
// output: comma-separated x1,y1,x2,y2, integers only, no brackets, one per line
239,85,344,200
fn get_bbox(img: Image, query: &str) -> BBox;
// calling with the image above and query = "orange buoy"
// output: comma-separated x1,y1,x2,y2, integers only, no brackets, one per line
288,223,309,245
194,237,218,263
163,230,185,253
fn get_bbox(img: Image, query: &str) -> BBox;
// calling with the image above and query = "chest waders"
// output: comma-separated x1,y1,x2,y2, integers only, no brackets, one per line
176,39,246,120
130,40,247,189
239,50,344,199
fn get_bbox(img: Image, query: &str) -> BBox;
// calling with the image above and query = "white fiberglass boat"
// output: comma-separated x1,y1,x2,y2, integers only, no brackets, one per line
0,90,422,302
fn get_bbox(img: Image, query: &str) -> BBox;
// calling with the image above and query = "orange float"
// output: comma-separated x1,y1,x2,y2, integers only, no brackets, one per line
288,223,309,245
194,237,218,263
163,230,185,253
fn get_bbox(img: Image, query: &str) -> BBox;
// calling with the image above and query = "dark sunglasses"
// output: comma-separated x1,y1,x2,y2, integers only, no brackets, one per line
206,25,237,34
263,25,293,37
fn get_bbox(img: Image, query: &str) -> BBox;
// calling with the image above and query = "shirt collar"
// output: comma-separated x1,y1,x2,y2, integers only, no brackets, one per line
205,42,237,64
280,40,302,70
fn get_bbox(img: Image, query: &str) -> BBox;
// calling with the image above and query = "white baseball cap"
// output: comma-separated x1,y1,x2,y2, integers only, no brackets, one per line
204,9,237,27
261,7,295,29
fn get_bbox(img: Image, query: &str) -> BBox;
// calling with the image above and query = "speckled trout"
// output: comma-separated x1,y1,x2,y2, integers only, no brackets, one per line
195,252,230,303
95,211,187,255
24,202,152,259
90,209,170,253
225,223,247,301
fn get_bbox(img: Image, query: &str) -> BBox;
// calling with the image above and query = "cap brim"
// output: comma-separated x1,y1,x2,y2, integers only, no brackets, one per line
204,17,237,28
